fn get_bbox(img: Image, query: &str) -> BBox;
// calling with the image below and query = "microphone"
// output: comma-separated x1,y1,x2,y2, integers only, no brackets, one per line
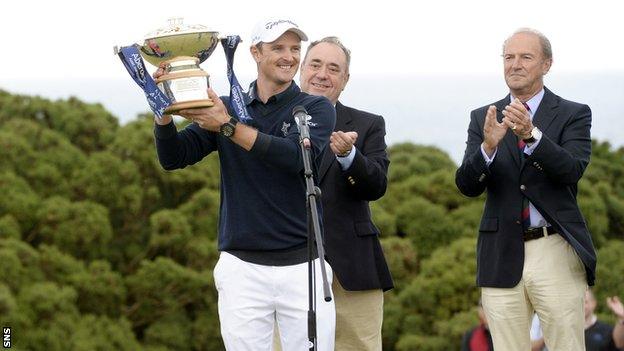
292,105,311,149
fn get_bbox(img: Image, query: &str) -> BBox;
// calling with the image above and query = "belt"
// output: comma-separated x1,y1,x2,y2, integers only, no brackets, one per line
523,226,557,242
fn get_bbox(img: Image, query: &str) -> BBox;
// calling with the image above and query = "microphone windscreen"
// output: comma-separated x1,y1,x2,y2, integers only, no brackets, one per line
292,105,307,116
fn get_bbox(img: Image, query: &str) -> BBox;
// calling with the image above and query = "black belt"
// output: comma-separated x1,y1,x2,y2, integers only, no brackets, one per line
523,226,557,242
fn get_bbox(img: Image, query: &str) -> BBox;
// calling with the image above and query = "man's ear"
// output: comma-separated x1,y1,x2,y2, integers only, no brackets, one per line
250,45,262,63
542,58,553,75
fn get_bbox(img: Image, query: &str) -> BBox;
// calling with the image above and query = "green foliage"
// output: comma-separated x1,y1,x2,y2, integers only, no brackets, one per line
1,119,87,198
0,171,40,233
34,196,113,260
178,188,221,242
380,237,419,285
125,258,213,328
594,240,624,311
148,209,193,262
1,91,623,350
371,201,396,236
72,260,127,317
143,311,193,351
0,92,118,153
70,151,143,224
394,238,479,350
70,315,142,351
395,197,459,256
0,239,43,292
0,283,17,318
0,215,21,240
387,143,456,183
578,180,610,247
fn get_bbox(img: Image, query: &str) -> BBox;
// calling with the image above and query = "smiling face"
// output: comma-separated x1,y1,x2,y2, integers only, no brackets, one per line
251,31,301,91
300,42,350,104
503,32,552,99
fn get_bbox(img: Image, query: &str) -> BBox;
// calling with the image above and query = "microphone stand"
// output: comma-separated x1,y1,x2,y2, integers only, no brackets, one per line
296,116,332,351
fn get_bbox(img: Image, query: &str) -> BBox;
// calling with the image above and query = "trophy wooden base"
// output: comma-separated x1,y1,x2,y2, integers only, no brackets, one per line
164,99,214,114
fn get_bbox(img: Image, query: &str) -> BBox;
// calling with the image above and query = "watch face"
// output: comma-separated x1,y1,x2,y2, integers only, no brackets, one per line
221,124,235,137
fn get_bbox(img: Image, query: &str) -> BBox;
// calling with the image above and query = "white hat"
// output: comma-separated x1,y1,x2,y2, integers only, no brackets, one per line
250,19,308,46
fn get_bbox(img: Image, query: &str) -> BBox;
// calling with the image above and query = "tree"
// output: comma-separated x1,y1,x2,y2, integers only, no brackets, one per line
1,91,623,350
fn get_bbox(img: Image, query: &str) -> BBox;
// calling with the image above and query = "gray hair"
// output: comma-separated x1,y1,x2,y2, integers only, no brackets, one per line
503,28,553,60
303,36,351,73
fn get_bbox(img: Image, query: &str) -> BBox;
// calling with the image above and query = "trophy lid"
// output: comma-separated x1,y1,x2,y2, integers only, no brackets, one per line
139,18,219,66
144,17,216,39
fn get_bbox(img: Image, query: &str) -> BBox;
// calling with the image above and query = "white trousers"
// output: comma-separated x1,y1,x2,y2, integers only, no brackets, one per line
213,252,335,351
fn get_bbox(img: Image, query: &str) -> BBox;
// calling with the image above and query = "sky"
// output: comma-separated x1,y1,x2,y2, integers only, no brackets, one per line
3,0,623,82
2,0,623,163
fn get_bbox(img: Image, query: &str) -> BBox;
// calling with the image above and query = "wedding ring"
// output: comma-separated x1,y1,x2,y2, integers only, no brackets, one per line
511,124,517,130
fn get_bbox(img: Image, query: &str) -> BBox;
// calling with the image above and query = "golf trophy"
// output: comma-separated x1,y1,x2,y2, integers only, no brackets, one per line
116,18,251,122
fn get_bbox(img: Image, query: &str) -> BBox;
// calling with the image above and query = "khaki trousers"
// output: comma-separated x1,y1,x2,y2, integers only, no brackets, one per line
481,233,587,351
332,278,383,351
273,278,383,351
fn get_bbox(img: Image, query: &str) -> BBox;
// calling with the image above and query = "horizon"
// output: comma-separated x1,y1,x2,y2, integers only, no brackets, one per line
2,71,623,164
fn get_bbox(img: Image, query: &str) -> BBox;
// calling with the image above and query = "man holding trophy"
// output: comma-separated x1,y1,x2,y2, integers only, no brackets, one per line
150,19,336,350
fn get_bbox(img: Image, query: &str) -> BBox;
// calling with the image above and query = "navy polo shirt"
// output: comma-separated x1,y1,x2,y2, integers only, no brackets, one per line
155,81,335,265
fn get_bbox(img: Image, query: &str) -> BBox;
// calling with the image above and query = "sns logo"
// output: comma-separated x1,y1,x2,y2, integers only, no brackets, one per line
3,327,10,348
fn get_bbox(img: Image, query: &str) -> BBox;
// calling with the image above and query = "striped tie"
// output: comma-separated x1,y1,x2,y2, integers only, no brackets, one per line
519,102,531,229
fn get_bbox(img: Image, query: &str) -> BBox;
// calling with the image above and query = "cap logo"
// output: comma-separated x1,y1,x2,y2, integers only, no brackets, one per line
265,19,298,30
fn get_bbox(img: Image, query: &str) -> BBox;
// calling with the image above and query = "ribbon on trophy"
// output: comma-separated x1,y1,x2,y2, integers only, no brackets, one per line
221,36,253,124
117,45,171,119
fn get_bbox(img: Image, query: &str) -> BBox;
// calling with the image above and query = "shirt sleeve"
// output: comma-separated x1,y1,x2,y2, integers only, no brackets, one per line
154,120,218,170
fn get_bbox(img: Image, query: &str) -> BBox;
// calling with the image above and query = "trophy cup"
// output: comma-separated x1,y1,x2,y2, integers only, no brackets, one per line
117,18,252,122
116,18,220,115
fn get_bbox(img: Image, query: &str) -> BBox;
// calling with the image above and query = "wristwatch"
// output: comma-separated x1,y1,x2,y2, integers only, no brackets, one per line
523,127,542,145
220,117,238,138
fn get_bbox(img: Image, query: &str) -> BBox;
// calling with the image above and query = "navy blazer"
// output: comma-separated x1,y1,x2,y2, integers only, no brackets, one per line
319,102,394,291
455,87,596,288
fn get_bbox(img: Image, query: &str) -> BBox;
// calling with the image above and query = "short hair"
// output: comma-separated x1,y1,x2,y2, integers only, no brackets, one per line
503,28,553,60
303,36,351,73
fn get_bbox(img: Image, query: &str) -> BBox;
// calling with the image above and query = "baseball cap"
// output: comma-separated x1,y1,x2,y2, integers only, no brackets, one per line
250,19,308,46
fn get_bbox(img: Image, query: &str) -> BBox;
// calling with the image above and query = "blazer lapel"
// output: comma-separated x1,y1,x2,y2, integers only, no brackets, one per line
318,101,352,182
531,87,558,133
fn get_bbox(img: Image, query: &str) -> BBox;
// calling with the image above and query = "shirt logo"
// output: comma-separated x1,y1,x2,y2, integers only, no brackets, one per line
281,121,291,136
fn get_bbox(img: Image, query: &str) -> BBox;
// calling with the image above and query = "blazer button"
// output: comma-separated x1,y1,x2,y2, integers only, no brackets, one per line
520,185,526,191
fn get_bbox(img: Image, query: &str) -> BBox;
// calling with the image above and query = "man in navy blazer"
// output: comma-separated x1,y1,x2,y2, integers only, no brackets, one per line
300,37,393,350
456,28,596,351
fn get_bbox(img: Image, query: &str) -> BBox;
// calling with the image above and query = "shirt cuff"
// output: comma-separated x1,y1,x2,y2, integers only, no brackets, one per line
480,144,497,167
154,120,178,139
336,145,356,170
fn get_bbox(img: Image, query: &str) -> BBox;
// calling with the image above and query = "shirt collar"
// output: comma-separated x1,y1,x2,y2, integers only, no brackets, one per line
246,81,300,106
510,88,545,118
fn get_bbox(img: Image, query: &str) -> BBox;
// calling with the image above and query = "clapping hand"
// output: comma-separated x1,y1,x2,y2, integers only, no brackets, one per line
607,296,624,320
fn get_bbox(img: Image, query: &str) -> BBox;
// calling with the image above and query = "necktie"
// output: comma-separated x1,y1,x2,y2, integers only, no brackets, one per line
519,102,531,229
